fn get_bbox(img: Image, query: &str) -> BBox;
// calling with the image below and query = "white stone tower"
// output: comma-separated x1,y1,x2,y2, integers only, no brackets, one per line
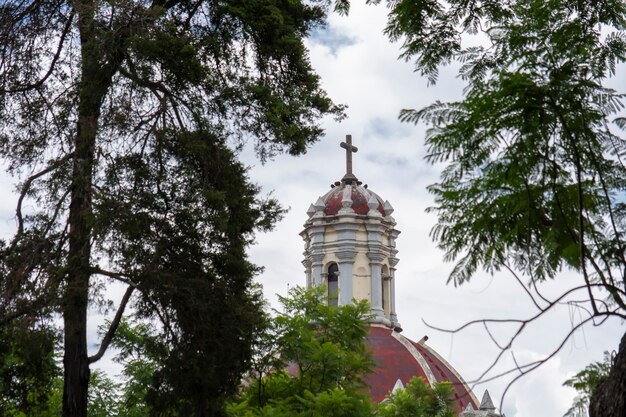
300,135,401,330
299,135,502,415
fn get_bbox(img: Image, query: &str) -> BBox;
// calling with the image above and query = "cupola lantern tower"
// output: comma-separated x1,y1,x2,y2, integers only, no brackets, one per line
300,135,401,331
299,135,500,414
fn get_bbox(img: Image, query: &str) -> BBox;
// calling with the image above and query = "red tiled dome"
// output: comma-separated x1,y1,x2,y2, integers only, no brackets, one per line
365,326,479,412
320,183,387,217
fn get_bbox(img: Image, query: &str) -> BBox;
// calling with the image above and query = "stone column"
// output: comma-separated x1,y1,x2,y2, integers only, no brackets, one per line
389,257,399,324
310,253,325,287
367,252,385,318
336,250,356,306
302,259,312,288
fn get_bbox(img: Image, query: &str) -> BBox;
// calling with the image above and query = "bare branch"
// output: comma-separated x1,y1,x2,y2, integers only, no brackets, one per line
91,267,178,344
42,187,71,236
468,312,614,395
14,153,72,237
2,10,74,93
422,283,615,335
496,315,603,412
88,284,134,364
423,277,625,410
503,262,545,311
92,267,136,287
483,321,508,350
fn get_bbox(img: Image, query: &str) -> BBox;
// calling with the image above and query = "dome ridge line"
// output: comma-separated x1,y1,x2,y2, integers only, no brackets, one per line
390,331,438,386
419,341,481,408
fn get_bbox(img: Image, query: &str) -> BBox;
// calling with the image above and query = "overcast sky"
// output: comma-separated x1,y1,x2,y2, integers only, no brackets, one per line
240,3,625,417
1,3,624,417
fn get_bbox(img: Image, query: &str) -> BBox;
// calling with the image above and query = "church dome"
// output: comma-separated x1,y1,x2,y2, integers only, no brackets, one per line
306,135,393,219
317,182,390,217
365,326,479,411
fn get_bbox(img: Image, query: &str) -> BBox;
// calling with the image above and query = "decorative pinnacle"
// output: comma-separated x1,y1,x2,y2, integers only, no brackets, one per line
479,390,495,411
340,134,358,184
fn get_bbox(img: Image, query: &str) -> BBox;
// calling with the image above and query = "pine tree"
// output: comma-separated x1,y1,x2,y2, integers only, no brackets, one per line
0,1,344,416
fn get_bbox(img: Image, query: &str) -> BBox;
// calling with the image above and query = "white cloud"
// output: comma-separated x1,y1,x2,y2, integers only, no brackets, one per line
507,352,577,417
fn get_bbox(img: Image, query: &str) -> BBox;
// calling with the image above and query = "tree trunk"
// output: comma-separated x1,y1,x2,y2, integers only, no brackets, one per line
62,278,90,417
62,77,98,417
589,331,626,417
62,1,106,415
62,99,97,417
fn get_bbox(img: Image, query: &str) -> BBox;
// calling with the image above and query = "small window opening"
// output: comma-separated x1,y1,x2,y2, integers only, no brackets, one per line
327,263,339,307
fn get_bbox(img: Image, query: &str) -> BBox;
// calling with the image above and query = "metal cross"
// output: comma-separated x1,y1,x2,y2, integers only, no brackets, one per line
340,134,358,183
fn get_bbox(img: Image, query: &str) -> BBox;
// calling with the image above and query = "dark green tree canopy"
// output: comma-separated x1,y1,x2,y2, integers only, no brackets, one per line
382,0,626,413
0,318,60,417
403,0,626,286
0,1,344,416
395,0,626,318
